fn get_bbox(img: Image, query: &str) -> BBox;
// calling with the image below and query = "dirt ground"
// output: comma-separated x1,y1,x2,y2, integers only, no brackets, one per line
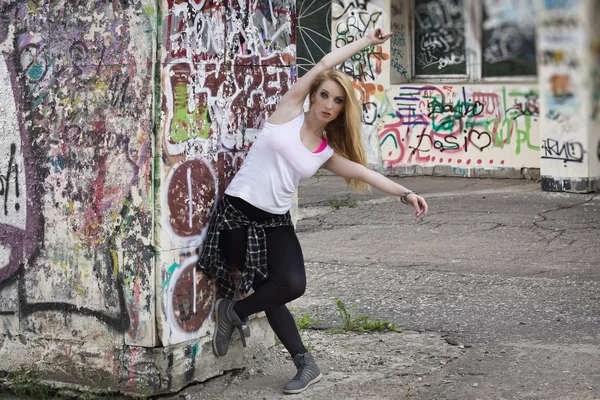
178,329,464,400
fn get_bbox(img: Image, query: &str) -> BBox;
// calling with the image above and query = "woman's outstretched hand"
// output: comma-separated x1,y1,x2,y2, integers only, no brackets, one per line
406,193,429,220
367,28,393,45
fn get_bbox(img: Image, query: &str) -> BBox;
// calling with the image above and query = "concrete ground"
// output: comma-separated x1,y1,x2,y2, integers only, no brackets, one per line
177,175,599,400
2,175,599,399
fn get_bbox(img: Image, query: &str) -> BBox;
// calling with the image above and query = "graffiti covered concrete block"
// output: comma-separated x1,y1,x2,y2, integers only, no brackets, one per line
0,0,157,352
158,1,295,346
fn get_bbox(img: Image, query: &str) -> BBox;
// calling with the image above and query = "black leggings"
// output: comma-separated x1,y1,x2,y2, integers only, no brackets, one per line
219,195,307,356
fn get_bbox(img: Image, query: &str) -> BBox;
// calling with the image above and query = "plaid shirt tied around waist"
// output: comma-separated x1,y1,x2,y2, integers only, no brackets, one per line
197,196,292,299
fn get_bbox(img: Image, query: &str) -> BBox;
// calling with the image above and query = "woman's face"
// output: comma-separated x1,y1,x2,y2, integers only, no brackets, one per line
311,79,346,123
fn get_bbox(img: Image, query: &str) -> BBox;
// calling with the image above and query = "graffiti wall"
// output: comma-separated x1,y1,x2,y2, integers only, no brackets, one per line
481,0,537,77
0,0,157,359
413,0,466,76
329,0,542,175
156,0,295,345
332,0,389,167
0,0,292,392
389,0,409,83
334,0,542,175
378,84,540,175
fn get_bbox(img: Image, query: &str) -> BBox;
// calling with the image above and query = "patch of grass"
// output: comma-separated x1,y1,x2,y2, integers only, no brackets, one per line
276,300,402,350
9,366,61,399
329,298,404,334
326,199,358,210
6,366,118,400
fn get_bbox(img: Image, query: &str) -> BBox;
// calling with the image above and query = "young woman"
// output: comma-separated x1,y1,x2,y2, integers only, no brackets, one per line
198,28,428,394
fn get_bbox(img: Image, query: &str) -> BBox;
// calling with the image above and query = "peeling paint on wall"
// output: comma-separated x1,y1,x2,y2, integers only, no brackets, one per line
0,0,157,348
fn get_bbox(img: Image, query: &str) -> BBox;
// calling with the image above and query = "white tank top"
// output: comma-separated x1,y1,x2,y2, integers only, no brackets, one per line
225,113,334,214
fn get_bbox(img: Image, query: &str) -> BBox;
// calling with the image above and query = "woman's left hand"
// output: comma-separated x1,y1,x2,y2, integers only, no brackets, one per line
406,193,428,220
367,28,393,45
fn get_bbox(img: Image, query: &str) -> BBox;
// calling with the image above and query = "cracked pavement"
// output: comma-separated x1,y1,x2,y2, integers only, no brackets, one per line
170,175,598,400
291,175,600,399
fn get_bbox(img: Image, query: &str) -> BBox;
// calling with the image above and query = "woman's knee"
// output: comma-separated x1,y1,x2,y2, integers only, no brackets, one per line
283,274,306,300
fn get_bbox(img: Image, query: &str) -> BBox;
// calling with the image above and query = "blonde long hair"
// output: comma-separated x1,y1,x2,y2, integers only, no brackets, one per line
309,69,368,191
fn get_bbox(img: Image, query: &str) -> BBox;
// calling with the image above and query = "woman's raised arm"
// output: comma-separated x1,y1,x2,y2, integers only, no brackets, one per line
268,29,393,124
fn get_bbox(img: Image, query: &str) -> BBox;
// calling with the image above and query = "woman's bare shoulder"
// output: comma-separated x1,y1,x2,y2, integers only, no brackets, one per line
266,104,303,126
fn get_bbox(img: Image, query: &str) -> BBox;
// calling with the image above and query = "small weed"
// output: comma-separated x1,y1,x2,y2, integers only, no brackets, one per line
290,307,321,331
292,308,321,330
326,199,357,210
330,298,404,334
273,308,322,351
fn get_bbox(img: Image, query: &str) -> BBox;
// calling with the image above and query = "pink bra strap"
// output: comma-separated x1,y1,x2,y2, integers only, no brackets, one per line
313,138,327,154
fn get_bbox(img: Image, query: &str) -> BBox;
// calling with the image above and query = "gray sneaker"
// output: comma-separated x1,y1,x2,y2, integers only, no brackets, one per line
212,298,246,357
283,352,322,394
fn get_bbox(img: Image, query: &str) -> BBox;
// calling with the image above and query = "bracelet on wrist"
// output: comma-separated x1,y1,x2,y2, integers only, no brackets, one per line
400,190,416,205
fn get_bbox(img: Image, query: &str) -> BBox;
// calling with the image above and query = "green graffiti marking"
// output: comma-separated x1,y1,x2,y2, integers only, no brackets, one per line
170,82,210,143
162,262,180,291
380,133,398,148
27,62,45,81
486,115,539,155
427,97,486,133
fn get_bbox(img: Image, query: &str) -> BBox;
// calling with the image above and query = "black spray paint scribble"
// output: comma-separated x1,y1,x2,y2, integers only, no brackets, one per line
0,143,21,216
541,139,584,163
410,129,493,154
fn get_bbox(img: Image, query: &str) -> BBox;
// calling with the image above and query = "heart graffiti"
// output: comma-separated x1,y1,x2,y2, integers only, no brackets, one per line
468,129,493,151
